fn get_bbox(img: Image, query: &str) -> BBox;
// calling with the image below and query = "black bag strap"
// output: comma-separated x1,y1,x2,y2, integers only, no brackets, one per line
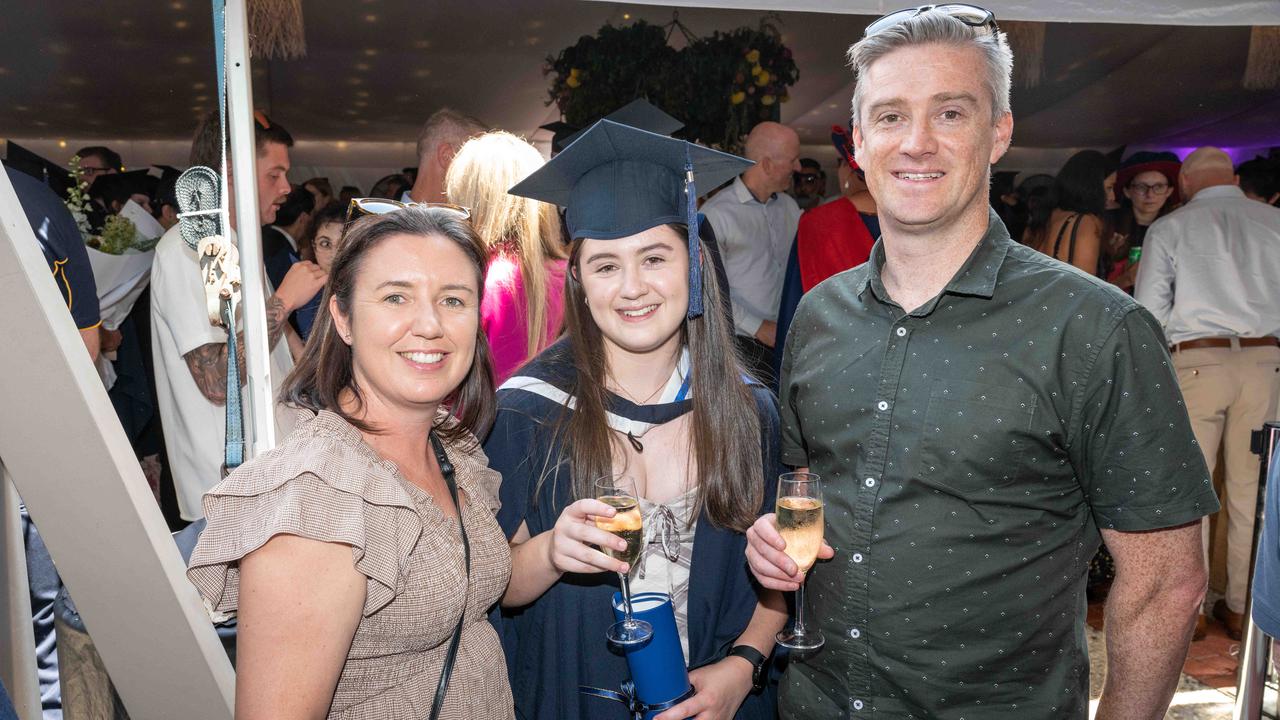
1051,212,1081,263
1049,211,1080,265
428,432,470,720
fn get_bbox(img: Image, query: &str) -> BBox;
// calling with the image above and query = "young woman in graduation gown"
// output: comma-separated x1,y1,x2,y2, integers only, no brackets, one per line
484,120,787,720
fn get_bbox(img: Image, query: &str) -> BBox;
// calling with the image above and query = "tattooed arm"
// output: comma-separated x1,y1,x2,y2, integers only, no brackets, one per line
182,295,294,406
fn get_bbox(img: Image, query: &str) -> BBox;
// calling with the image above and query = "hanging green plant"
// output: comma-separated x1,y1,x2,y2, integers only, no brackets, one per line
544,21,682,128
543,14,800,155
680,16,799,152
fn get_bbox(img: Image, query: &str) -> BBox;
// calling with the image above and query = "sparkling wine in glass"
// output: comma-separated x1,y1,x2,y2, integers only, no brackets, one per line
595,475,652,646
775,471,825,651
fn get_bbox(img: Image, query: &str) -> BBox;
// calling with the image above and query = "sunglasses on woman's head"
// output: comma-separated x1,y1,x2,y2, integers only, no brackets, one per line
864,3,998,38
343,197,472,225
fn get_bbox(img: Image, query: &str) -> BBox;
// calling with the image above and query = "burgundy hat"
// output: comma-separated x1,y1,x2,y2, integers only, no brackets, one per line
1115,151,1181,205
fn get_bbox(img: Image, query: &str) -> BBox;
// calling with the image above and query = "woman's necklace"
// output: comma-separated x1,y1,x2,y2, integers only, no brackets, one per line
613,378,667,406
608,368,675,454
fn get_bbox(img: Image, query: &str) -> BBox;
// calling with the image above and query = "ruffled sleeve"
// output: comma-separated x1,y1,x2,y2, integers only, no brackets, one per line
436,414,503,517
186,412,423,619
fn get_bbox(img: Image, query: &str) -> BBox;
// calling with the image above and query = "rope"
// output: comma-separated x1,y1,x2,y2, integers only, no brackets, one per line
174,167,222,251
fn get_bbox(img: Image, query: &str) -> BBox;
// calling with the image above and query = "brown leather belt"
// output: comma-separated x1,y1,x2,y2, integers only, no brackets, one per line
1170,337,1280,352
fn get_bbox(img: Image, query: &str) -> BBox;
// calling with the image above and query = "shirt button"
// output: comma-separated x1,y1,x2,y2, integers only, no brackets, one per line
852,552,864,563
853,699,865,711
895,326,907,337
864,477,876,488
850,627,861,639
876,400,889,411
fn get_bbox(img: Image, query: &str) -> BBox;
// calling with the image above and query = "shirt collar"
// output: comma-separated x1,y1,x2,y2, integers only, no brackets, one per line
732,175,775,205
271,225,298,252
1188,184,1245,203
860,207,1012,306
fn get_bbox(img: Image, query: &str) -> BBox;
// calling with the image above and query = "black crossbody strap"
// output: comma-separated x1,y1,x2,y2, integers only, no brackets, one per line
428,432,470,720
1051,212,1078,262
1065,212,1082,265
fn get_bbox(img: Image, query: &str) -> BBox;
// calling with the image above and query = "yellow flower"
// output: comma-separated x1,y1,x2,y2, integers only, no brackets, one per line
761,94,776,106
570,68,581,77
566,75,581,88
751,64,762,77
730,91,746,105
755,70,770,86
746,49,760,64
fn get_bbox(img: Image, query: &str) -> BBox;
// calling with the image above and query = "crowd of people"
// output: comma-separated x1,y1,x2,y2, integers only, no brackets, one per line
7,3,1280,719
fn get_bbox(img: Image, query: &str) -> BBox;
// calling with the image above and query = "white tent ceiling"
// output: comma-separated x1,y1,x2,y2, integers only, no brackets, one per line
602,0,1280,26
0,0,1276,174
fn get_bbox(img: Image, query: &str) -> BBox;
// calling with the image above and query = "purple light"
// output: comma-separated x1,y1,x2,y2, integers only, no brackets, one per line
1165,146,1267,164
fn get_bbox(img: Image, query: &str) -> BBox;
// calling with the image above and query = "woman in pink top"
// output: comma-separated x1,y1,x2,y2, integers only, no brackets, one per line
447,131,567,382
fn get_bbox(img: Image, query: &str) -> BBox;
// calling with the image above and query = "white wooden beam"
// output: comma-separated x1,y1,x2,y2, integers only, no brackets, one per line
225,0,276,457
0,169,235,719
1,468,40,720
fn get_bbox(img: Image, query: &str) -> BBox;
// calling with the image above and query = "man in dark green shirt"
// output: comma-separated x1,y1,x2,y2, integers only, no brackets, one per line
746,6,1217,719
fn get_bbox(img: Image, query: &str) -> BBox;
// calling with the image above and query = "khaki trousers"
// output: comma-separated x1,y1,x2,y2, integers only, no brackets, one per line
1173,344,1280,613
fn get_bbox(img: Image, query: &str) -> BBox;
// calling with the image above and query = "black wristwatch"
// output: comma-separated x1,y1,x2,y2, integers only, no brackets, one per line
727,645,768,692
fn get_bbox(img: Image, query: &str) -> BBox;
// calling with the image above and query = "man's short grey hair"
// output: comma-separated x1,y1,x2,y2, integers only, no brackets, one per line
847,11,1012,128
415,108,487,162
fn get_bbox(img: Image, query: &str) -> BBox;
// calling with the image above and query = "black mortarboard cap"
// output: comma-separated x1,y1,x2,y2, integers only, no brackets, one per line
539,121,579,155
541,99,685,156
510,119,751,318
4,141,74,196
90,169,158,207
562,99,684,149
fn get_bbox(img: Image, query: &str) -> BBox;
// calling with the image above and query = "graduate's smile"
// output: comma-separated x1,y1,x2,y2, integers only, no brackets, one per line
617,304,660,321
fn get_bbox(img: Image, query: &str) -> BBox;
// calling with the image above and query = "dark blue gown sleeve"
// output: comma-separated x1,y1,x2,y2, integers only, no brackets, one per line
484,394,539,539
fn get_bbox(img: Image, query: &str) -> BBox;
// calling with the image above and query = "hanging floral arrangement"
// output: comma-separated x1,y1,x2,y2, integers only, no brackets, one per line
544,15,800,154
681,16,799,152
544,21,682,129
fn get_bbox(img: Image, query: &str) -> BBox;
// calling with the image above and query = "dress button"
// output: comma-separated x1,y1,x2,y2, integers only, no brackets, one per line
853,699,865,710
852,552,864,563
877,400,889,411
895,327,907,337
850,627,861,639
864,478,876,488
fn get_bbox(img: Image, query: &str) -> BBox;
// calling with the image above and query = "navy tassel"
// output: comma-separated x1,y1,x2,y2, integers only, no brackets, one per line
684,145,703,319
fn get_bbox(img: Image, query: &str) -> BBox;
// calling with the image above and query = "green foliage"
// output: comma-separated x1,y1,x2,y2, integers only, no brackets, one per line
545,16,800,154
545,21,681,129
681,18,799,152
89,214,146,255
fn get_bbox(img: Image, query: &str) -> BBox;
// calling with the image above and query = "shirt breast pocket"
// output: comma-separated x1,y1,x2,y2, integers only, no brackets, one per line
916,378,1037,497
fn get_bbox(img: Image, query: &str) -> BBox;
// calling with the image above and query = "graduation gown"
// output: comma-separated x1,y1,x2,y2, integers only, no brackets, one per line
485,338,783,720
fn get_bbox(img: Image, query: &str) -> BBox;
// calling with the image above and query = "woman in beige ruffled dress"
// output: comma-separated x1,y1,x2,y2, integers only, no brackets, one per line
187,205,514,720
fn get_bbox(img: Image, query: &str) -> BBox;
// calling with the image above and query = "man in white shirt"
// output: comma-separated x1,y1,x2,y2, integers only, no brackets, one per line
151,112,326,521
700,121,803,385
1136,146,1280,639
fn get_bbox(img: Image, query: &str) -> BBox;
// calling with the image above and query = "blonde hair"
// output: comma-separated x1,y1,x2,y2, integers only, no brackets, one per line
446,131,566,361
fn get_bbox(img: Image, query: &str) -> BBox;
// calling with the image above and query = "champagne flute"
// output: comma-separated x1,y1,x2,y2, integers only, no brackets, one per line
775,471,825,651
594,474,652,645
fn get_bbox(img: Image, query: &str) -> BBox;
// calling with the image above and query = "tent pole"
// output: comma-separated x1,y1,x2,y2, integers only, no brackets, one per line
0,166,235,720
224,0,276,457
0,466,40,720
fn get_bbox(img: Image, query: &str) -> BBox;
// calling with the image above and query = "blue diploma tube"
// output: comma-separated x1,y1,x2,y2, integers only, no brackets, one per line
613,592,692,719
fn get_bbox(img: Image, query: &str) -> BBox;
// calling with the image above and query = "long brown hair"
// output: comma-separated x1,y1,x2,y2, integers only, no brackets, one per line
543,225,763,532
281,207,496,444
